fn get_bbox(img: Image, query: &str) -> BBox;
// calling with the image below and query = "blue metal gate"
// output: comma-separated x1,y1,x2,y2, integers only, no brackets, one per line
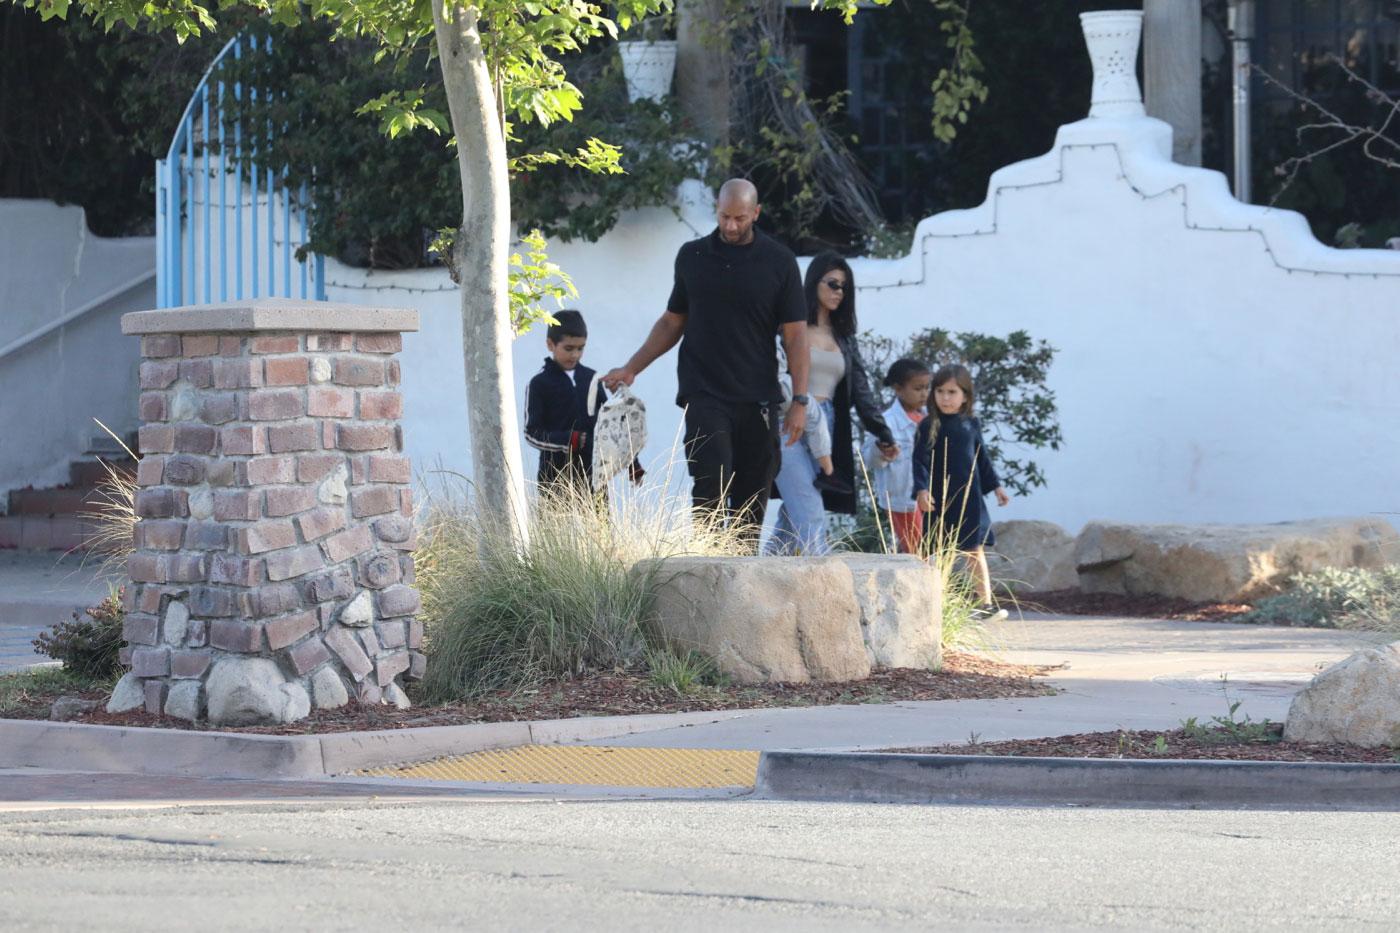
156,34,326,308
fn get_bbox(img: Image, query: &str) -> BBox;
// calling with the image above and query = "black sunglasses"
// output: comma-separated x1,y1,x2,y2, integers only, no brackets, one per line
821,278,847,292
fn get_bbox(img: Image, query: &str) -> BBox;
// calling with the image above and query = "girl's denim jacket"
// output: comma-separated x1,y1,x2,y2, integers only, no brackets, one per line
861,398,924,513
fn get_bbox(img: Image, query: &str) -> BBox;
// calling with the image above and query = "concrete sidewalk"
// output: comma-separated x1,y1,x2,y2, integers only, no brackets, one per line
571,614,1387,752
0,550,110,672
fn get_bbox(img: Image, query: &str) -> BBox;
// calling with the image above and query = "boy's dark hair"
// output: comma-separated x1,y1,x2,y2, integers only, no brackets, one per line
884,357,931,388
547,309,587,343
930,363,975,415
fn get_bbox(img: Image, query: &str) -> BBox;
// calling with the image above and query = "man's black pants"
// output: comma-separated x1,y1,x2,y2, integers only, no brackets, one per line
684,397,780,550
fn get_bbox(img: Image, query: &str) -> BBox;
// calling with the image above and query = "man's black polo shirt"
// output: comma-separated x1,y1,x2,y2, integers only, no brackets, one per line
666,228,806,406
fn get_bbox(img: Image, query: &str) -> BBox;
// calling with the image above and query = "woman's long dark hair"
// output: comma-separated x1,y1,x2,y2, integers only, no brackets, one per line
804,251,857,338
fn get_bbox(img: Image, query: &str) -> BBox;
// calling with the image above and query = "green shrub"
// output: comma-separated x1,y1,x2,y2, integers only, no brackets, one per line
646,649,725,696
414,474,745,703
1241,565,1400,630
33,589,126,680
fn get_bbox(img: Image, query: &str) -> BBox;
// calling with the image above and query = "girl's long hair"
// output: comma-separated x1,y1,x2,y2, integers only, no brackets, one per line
804,251,857,338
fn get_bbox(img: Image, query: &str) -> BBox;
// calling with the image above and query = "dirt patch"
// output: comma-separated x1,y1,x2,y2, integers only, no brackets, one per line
3,652,1057,734
887,725,1400,764
1021,589,1255,622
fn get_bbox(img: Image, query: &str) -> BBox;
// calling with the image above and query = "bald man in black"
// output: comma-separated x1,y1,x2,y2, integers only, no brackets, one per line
604,179,809,547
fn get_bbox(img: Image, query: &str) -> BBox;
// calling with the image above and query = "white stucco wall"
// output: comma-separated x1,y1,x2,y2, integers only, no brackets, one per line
326,119,1400,534
0,201,153,500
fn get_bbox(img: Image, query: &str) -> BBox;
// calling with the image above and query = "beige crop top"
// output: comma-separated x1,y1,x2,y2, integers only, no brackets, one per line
808,347,845,400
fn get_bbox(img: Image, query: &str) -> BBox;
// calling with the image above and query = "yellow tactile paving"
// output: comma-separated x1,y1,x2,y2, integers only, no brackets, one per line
359,745,761,789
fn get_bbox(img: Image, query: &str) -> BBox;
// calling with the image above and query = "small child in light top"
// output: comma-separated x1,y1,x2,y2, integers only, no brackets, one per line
775,336,839,488
862,358,931,554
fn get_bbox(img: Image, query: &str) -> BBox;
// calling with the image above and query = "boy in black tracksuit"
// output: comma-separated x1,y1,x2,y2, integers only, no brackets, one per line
525,310,604,492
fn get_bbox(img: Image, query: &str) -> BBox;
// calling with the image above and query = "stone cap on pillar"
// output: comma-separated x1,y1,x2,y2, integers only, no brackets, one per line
121,298,419,335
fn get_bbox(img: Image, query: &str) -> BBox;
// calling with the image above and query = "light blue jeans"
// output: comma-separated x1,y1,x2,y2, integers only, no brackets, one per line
765,399,835,556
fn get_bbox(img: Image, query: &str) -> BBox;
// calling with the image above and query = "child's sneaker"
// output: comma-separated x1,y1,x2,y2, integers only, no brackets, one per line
812,472,852,496
970,605,1009,623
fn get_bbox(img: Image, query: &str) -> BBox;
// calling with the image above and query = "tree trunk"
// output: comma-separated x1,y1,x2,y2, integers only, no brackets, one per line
431,0,530,544
675,0,730,149
1144,0,1203,166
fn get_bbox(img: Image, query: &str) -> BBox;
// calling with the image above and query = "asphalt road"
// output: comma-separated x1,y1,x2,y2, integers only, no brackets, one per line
2,798,1397,930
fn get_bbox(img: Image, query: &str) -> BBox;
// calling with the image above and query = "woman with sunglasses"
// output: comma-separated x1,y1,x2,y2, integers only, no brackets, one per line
766,251,898,554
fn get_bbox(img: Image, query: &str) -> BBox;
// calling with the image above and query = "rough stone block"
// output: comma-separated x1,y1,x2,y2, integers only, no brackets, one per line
264,485,316,517
182,335,220,357
333,357,385,386
138,424,175,455
1285,642,1400,747
138,520,184,551
306,568,356,604
208,553,262,587
350,485,398,518
407,650,426,681
141,334,182,358
164,681,202,721
375,584,420,618
359,391,403,421
375,651,410,687
308,387,354,419
171,650,212,679
297,453,344,483
184,522,229,551
377,620,407,649
358,552,401,589
144,680,168,716
407,619,423,649
174,426,217,455
162,454,206,485
140,360,180,389
337,424,393,452
248,389,305,421
138,392,169,422
372,514,413,543
237,519,298,556
322,525,373,563
130,647,171,677
167,553,207,583
366,455,411,485
221,425,266,456
265,356,309,386
355,333,401,354
254,582,303,618
264,545,325,582
200,393,239,425
832,555,941,671
252,335,301,354
205,656,311,726
246,456,297,486
127,552,167,584
135,457,165,487
308,333,352,351
213,358,263,389
288,636,333,676
209,619,264,653
178,359,214,388
324,625,374,682
1075,518,1400,603
266,610,319,651
161,600,190,644
298,507,347,543
644,557,871,684
122,613,159,646
189,586,236,618
266,423,320,454
214,489,262,522
311,665,350,708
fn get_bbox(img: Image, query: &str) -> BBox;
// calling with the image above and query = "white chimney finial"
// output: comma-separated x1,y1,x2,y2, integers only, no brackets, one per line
1081,11,1146,118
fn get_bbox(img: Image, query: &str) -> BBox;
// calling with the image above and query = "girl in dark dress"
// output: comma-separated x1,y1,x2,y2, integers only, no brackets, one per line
911,364,1011,618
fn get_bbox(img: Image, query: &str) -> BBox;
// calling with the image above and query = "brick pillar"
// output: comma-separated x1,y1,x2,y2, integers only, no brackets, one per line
110,300,423,725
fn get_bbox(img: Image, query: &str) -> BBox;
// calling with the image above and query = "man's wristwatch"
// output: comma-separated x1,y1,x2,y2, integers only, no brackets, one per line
791,394,809,406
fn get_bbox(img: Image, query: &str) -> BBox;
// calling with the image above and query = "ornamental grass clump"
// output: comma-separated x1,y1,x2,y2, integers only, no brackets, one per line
415,471,746,703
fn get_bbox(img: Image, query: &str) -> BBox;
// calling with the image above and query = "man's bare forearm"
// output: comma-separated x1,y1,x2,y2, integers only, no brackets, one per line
624,313,686,375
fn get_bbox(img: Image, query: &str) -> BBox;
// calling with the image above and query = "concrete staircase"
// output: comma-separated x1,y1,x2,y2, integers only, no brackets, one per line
0,434,135,552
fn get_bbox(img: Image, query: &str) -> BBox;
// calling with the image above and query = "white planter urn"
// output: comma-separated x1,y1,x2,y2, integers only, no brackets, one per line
618,40,678,103
1080,10,1145,118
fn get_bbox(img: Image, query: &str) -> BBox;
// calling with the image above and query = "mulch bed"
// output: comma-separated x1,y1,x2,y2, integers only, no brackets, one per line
887,725,1400,764
1020,589,1255,623
6,651,1057,735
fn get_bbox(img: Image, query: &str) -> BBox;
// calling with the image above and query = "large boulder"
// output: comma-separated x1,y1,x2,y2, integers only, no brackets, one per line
643,557,870,684
1074,518,1399,603
831,554,941,670
205,657,312,726
987,520,1078,593
1284,642,1400,747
